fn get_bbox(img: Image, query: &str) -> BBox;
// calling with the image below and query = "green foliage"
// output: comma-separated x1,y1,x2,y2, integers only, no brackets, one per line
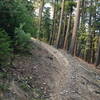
0,0,34,37
86,5,96,15
0,0,37,67
65,1,76,13
56,3,61,11
0,29,12,67
78,23,98,55
20,81,30,91
31,18,38,38
78,24,89,53
0,72,7,79
18,76,32,91
14,24,32,53
41,7,51,41
0,83,9,92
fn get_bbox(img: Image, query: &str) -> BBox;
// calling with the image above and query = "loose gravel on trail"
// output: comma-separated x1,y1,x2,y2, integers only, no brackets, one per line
33,39,100,100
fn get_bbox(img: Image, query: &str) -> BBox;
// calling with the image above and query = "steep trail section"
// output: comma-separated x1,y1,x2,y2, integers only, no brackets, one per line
60,50,100,100
1,39,62,100
32,38,100,100
32,38,70,100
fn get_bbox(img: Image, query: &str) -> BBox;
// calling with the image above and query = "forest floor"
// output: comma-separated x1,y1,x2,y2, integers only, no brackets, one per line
0,39,100,100
33,39,100,100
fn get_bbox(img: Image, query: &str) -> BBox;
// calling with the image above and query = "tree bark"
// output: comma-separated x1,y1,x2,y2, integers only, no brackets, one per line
95,37,100,66
63,13,71,49
86,0,92,63
56,0,65,48
69,0,81,55
38,0,44,38
49,0,56,45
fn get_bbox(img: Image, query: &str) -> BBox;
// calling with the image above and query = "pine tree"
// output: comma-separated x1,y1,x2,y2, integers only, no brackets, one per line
69,0,81,55
0,29,12,68
56,0,65,48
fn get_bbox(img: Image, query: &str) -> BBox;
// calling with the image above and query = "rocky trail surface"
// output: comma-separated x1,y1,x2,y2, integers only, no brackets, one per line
33,39,100,100
0,39,100,100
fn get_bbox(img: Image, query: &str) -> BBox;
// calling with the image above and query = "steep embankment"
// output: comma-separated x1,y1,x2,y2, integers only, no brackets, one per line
0,39,100,100
32,39,100,100
0,40,61,100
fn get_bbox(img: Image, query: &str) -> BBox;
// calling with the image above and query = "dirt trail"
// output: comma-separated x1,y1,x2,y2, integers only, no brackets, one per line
1,39,100,100
32,38,100,100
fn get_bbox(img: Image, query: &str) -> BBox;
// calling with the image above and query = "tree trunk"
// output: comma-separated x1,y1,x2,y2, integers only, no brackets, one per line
50,0,59,45
95,37,100,66
86,0,92,63
56,0,65,48
69,0,81,55
49,0,56,45
63,13,71,49
81,0,85,24
38,0,44,38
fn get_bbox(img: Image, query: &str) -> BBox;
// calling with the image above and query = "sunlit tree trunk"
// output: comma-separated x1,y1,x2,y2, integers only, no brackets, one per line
63,13,71,49
69,0,81,55
50,0,59,45
56,0,65,48
61,12,68,48
49,0,56,45
86,0,92,63
77,0,85,58
81,0,85,24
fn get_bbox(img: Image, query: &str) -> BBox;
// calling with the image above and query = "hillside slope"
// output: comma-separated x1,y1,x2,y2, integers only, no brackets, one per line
0,39,100,100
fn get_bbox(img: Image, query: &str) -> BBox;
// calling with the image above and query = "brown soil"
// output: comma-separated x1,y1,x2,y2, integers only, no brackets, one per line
0,40,61,100
0,39,100,100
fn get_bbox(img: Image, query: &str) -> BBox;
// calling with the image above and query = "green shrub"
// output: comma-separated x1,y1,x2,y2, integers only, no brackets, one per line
0,29,12,67
0,0,34,38
14,24,32,53
20,82,30,91
0,83,9,92
0,72,7,78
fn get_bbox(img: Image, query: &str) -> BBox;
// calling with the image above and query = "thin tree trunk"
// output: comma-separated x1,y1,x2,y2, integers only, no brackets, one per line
81,0,85,24
50,0,59,45
69,0,81,55
95,37,100,66
77,0,85,58
92,2,96,63
56,0,65,48
49,0,56,45
61,13,68,48
63,13,71,49
38,0,44,38
86,0,92,63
